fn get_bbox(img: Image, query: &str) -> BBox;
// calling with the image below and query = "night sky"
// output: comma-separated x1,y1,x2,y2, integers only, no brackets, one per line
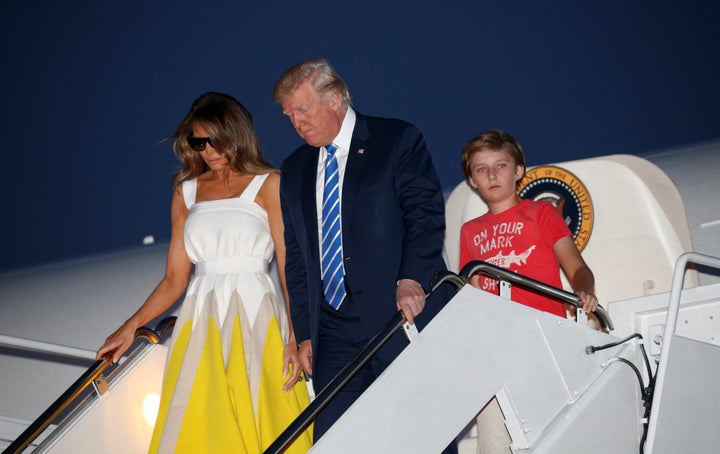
2,0,718,272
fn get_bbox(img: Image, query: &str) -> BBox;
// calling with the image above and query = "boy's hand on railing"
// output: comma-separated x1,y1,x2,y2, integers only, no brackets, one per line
576,290,598,313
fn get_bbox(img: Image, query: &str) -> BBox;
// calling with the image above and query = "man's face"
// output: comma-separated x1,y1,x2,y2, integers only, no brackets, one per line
281,79,345,147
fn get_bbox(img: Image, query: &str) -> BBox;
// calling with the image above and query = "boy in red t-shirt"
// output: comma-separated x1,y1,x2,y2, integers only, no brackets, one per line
459,129,598,454
459,129,598,314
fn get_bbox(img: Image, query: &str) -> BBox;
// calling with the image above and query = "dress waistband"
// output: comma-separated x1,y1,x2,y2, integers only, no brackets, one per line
194,257,269,276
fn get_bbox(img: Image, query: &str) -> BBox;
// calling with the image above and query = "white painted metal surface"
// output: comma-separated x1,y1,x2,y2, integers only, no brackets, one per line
310,285,643,453
645,253,720,454
37,344,167,453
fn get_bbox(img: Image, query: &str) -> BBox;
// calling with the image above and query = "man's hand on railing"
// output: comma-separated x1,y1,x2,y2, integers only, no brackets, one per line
396,279,426,325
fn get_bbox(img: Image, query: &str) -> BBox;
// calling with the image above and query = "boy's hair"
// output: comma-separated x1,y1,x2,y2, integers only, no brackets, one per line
461,129,526,181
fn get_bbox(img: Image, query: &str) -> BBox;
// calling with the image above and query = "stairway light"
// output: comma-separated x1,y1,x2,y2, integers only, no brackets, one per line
143,392,160,426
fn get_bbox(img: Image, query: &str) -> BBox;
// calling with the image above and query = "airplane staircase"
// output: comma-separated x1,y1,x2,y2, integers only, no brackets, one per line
285,254,720,453
5,253,720,453
306,271,638,453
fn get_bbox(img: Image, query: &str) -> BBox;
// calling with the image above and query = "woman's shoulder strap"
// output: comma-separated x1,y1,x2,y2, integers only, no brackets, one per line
240,173,271,201
181,178,197,208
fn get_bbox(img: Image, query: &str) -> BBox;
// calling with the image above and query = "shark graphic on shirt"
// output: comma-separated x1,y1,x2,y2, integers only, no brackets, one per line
486,245,536,269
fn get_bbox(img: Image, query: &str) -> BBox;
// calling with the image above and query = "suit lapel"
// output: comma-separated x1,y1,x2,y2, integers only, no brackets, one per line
342,114,370,232
301,146,321,263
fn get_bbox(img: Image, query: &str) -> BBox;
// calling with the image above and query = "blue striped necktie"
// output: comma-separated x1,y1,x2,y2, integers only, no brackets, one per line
321,144,346,309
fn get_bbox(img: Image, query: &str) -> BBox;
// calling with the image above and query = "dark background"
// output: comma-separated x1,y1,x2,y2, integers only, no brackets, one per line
2,0,718,272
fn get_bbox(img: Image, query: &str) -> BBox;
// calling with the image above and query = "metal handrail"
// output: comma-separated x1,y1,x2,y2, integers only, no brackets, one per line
0,335,97,362
265,262,612,452
459,260,614,331
645,252,720,454
263,270,464,454
3,316,176,454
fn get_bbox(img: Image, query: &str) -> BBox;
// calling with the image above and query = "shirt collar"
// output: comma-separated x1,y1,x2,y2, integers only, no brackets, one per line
329,106,356,153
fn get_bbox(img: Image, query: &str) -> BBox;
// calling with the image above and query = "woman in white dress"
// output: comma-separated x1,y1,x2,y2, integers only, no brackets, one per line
97,92,312,453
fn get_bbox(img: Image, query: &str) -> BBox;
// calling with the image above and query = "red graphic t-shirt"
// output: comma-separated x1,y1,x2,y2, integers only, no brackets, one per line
459,199,571,317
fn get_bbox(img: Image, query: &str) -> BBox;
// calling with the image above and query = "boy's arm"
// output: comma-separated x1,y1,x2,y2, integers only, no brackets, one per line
554,236,598,312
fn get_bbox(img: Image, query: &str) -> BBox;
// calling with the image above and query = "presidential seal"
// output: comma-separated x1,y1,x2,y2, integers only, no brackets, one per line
517,165,594,251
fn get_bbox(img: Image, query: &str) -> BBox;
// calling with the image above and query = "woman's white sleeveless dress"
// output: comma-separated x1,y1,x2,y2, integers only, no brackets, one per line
149,173,312,453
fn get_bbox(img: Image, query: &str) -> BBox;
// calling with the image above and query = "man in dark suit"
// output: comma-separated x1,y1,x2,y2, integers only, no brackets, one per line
274,58,451,443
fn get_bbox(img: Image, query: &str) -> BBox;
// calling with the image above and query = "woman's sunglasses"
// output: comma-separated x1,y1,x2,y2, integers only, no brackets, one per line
187,136,213,152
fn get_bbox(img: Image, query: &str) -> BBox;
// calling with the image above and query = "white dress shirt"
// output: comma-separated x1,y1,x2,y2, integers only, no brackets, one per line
316,106,357,268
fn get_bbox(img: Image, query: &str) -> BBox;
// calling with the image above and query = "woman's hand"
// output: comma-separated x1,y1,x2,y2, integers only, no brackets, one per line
282,341,303,392
96,320,138,364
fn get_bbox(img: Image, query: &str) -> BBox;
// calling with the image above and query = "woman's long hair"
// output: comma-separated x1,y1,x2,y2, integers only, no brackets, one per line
172,92,274,187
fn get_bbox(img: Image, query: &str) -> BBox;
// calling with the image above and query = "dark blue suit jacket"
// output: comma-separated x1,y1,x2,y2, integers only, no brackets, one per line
279,112,449,369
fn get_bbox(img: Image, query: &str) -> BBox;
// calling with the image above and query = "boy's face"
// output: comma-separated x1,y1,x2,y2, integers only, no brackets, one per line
467,148,524,206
